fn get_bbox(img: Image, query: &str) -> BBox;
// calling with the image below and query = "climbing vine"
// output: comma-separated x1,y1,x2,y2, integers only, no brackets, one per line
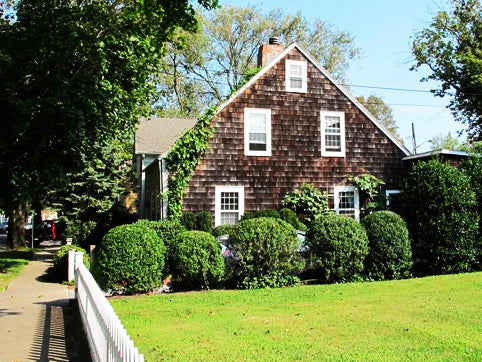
345,174,385,212
164,67,262,220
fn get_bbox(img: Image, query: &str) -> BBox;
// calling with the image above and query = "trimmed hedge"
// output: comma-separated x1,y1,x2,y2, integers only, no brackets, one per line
136,219,185,247
228,217,303,288
401,159,479,275
93,223,166,294
169,230,225,290
280,208,300,229
361,211,412,280
307,213,369,283
181,211,195,230
53,244,89,280
196,211,213,233
212,224,234,238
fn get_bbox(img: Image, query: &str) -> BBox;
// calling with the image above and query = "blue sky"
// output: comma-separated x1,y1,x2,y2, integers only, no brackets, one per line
219,0,463,152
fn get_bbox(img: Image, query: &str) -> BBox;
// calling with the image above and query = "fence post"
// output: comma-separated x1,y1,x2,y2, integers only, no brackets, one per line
68,249,75,283
75,251,84,269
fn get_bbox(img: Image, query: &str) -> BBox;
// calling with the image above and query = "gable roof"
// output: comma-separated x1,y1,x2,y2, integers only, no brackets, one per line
217,42,411,156
135,117,197,155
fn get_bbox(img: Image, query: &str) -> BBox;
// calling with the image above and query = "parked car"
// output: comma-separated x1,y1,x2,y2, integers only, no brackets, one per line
0,221,7,234
24,220,56,247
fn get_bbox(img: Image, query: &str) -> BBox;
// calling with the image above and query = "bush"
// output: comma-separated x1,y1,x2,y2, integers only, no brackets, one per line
196,211,213,233
281,184,329,225
136,219,185,248
361,211,412,280
240,211,254,221
169,231,225,290
228,217,303,289
401,159,479,275
65,220,97,246
255,210,269,218
267,209,281,219
212,224,234,238
93,223,166,294
280,208,301,229
181,211,195,230
307,213,369,283
53,244,89,280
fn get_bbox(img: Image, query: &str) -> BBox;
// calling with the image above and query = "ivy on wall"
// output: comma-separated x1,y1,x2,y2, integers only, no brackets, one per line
164,67,262,220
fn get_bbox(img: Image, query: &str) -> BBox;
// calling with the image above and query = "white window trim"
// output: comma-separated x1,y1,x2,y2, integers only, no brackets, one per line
386,189,401,208
244,108,272,157
321,110,346,157
215,186,245,226
334,186,359,222
285,59,307,93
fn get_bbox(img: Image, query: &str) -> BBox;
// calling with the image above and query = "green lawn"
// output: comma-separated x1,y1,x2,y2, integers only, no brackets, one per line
0,249,35,291
111,272,482,361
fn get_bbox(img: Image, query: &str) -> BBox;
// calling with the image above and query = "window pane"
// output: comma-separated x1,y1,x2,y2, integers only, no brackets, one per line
221,212,239,225
325,116,340,131
326,135,341,151
221,192,239,211
339,191,354,209
249,114,266,132
290,77,303,89
290,64,303,76
249,133,266,143
249,142,267,151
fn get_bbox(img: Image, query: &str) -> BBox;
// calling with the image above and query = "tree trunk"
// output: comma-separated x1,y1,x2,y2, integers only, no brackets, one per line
7,204,27,249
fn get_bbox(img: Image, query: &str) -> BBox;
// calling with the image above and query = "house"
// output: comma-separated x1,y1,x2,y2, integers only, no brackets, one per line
141,39,412,225
134,117,197,219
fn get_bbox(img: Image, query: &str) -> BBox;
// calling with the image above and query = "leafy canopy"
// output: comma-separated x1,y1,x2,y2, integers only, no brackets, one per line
411,0,482,140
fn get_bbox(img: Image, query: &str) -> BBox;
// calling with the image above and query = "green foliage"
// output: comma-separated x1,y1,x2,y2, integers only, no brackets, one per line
212,224,234,238
280,208,301,229
180,211,196,230
411,0,482,140
307,213,369,283
255,210,269,218
165,106,216,219
346,174,385,213
431,132,463,150
361,211,412,280
228,217,303,289
93,224,166,294
0,0,218,245
281,184,329,225
356,94,400,139
401,159,479,275
64,220,97,246
135,219,185,248
240,211,254,221
196,211,213,233
169,230,225,290
53,245,89,280
266,209,281,219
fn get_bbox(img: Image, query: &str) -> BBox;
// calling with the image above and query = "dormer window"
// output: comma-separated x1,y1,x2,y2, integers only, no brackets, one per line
321,110,345,157
285,59,307,93
244,108,271,156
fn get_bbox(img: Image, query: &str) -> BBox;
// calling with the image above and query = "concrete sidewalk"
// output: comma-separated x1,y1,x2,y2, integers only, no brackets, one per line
0,245,91,362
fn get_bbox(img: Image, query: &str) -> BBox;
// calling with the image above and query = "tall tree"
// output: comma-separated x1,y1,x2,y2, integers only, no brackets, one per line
156,4,360,116
0,0,218,248
430,132,462,150
356,94,400,139
411,0,482,140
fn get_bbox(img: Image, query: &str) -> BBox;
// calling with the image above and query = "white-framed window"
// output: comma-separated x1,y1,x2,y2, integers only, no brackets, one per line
321,111,345,157
386,189,401,209
215,186,245,226
334,186,359,221
285,59,307,93
244,108,271,156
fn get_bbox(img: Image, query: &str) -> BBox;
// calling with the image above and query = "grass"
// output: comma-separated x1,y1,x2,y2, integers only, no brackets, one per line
110,272,482,361
0,248,36,291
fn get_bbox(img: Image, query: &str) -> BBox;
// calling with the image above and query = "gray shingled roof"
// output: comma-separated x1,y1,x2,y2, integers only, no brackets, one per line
134,117,197,155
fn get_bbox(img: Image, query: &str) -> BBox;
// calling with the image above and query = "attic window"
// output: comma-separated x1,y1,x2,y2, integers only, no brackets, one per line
244,108,272,156
321,110,345,157
285,59,307,93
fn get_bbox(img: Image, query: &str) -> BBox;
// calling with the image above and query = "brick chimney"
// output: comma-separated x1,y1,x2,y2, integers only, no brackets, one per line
257,37,284,67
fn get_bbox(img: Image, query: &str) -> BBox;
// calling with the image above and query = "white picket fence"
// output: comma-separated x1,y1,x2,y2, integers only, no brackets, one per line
69,250,144,362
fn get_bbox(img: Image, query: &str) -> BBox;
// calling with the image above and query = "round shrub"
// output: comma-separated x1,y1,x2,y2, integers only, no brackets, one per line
307,213,369,283
212,224,234,238
267,209,281,219
196,211,213,233
93,223,166,294
240,211,254,221
401,159,479,275
53,244,89,280
361,211,412,280
169,231,225,290
280,208,301,229
228,217,303,288
255,210,269,218
181,211,195,230
136,219,185,247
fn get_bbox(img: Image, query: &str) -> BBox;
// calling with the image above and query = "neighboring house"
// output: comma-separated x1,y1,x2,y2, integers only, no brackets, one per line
134,117,197,219
142,39,412,224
